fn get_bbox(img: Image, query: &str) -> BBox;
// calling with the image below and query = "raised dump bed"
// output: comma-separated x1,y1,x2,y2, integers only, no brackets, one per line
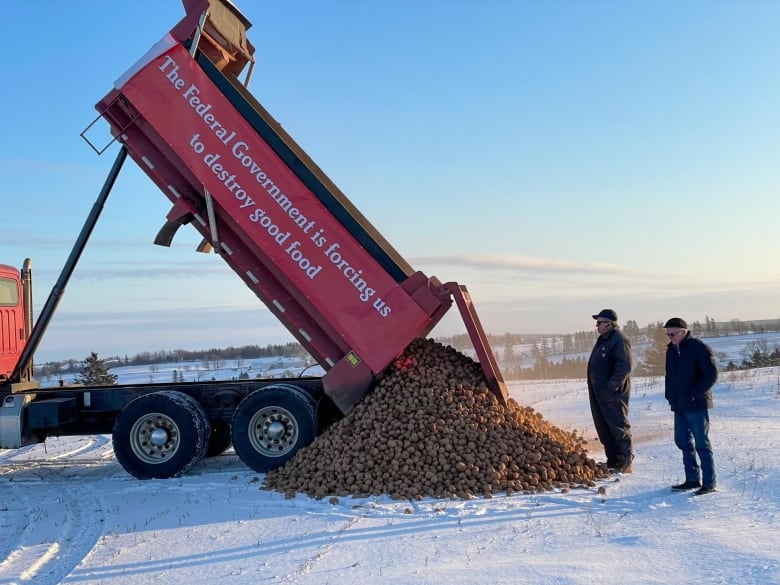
93,0,506,412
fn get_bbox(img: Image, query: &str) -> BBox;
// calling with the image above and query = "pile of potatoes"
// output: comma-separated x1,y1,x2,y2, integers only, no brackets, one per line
264,338,609,500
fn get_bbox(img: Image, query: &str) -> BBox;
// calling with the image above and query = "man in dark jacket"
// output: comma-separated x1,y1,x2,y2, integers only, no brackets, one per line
587,309,634,473
664,317,718,495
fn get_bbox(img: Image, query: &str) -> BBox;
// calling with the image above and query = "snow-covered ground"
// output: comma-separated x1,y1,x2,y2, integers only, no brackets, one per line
1,339,779,584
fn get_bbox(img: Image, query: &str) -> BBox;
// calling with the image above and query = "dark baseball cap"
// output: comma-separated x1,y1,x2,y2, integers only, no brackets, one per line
592,309,618,321
663,317,688,329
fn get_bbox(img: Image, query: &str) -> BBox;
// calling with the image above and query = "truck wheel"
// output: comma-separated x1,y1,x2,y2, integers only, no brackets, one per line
113,391,210,479
206,422,232,457
231,384,317,473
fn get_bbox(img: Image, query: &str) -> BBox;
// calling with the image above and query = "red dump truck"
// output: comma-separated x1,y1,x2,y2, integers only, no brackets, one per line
0,0,506,480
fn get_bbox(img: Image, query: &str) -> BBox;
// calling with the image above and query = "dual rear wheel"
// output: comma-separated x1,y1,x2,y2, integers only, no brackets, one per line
112,385,317,479
230,384,318,473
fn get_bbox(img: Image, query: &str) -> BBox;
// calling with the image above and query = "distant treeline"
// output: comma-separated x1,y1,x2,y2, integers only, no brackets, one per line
442,317,780,350
725,339,780,371
121,343,307,366
438,317,780,381
34,317,780,381
503,356,589,380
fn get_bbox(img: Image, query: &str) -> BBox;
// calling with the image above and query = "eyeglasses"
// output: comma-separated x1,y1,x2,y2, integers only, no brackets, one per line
666,330,684,338
596,321,611,326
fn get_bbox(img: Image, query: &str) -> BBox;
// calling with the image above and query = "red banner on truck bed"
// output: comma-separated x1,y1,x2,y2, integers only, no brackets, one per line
118,42,430,371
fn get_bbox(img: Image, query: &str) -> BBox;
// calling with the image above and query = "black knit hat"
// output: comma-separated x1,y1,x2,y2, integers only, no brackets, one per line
592,309,618,321
663,317,688,329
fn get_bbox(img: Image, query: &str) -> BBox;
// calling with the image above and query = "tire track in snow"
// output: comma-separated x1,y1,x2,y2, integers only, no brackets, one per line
280,513,363,582
0,435,114,479
0,440,115,584
47,434,112,461
0,480,108,584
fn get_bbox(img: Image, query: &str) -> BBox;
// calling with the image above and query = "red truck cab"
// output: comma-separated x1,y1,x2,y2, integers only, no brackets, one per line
0,264,25,381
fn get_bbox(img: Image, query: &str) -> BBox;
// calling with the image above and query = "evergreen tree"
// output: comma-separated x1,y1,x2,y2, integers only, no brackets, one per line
75,352,118,386
540,337,550,356
623,319,641,342
503,342,515,364
533,356,551,378
637,322,668,376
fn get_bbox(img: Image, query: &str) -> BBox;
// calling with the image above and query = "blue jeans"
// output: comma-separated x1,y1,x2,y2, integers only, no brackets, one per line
674,410,716,488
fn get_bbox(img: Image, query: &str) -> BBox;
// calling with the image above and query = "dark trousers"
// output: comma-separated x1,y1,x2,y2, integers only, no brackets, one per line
674,409,716,488
588,387,633,463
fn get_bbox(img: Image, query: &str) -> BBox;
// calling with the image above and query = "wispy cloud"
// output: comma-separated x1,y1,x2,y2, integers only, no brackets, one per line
412,254,780,291
411,254,642,276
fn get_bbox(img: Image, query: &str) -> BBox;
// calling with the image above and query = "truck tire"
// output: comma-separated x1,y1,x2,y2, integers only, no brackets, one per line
206,422,232,457
230,384,317,473
112,391,210,479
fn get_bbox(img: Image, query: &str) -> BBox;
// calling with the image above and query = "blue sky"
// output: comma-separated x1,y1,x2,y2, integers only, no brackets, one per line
3,1,779,362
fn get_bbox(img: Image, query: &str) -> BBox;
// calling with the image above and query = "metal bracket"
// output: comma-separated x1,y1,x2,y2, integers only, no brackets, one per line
80,94,140,155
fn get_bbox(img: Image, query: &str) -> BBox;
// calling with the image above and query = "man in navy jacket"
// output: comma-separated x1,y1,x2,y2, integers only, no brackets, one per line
664,317,719,495
587,309,634,473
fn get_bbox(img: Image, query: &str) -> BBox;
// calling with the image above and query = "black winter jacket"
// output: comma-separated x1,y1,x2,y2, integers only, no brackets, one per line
587,329,632,396
665,333,718,412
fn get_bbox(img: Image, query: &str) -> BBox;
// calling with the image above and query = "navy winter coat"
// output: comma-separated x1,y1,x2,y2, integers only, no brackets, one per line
587,329,632,395
665,333,718,412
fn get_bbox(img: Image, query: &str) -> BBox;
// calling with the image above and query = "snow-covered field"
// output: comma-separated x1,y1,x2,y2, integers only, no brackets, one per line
2,338,779,584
